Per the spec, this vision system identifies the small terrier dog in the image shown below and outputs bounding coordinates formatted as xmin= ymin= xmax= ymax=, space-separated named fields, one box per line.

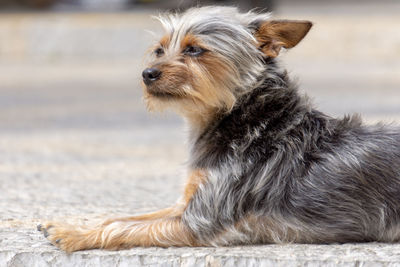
xmin=39 ymin=6 xmax=400 ymax=252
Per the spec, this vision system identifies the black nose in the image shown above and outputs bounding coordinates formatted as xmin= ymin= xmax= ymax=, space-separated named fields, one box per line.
xmin=142 ymin=68 xmax=161 ymax=85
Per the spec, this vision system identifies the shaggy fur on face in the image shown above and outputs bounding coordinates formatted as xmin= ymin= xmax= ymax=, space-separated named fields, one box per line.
xmin=39 ymin=6 xmax=400 ymax=252
xmin=143 ymin=6 xmax=311 ymax=132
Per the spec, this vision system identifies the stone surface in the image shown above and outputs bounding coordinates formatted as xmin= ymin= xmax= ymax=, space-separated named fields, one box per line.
xmin=4 ymin=242 xmax=400 ymax=267
xmin=1 ymin=5 xmax=400 ymax=267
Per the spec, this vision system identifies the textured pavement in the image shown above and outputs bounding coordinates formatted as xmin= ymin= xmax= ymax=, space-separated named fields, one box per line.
xmin=1 ymin=5 xmax=400 ymax=266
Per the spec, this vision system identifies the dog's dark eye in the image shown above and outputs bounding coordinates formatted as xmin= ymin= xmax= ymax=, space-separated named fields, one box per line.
xmin=154 ymin=47 xmax=164 ymax=57
xmin=183 ymin=46 xmax=205 ymax=56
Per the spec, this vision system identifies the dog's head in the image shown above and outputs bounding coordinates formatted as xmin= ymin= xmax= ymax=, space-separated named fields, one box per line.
xmin=142 ymin=6 xmax=312 ymax=123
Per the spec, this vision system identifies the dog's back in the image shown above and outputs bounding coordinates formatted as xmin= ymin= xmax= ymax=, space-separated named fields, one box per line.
xmin=184 ymin=65 xmax=400 ymax=245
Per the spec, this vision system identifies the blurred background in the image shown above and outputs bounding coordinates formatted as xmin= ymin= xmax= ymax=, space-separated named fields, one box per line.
xmin=1 ymin=0 xmax=399 ymax=132
xmin=0 ymin=0 xmax=399 ymax=224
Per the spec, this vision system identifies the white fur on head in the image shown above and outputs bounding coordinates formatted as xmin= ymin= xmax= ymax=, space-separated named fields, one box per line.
xmin=155 ymin=6 xmax=272 ymax=91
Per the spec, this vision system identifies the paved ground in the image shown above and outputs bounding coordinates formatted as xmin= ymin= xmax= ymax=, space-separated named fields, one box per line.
xmin=0 ymin=5 xmax=400 ymax=266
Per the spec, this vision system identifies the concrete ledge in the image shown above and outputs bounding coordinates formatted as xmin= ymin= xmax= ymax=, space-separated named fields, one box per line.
xmin=3 ymin=233 xmax=400 ymax=267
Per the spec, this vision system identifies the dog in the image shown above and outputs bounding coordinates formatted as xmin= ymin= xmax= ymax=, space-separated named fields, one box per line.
xmin=38 ymin=6 xmax=400 ymax=252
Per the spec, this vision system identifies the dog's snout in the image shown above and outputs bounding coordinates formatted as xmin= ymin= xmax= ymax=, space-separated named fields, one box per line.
xmin=142 ymin=68 xmax=162 ymax=85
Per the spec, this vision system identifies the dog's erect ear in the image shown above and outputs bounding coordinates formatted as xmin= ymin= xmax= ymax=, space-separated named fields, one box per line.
xmin=253 ymin=20 xmax=312 ymax=58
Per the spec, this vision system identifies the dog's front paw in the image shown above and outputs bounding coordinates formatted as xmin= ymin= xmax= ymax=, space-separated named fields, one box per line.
xmin=37 ymin=222 xmax=100 ymax=252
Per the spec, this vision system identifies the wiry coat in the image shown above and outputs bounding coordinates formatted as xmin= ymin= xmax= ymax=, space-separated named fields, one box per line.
xmin=184 ymin=58 xmax=400 ymax=245
xmin=38 ymin=6 xmax=400 ymax=252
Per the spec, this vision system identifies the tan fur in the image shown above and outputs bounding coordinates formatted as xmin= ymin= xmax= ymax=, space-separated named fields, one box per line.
xmin=144 ymin=34 xmax=238 ymax=130
xmin=107 ymin=217 xmax=198 ymax=248
xmin=101 ymin=207 xmax=181 ymax=226
xmin=39 ymin=169 xmax=206 ymax=252
xmin=40 ymin=218 xmax=198 ymax=252
xmin=183 ymin=169 xmax=208 ymax=205
xmin=145 ymin=61 xmax=190 ymax=97
xmin=180 ymin=34 xmax=200 ymax=49
xmin=255 ymin=20 xmax=312 ymax=57
xmin=159 ymin=34 xmax=170 ymax=48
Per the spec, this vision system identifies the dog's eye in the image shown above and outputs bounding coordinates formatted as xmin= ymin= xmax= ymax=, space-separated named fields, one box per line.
xmin=154 ymin=47 xmax=164 ymax=57
xmin=183 ymin=46 xmax=204 ymax=56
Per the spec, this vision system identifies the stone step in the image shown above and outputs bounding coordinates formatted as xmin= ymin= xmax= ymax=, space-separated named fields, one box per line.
xmin=3 ymin=240 xmax=400 ymax=267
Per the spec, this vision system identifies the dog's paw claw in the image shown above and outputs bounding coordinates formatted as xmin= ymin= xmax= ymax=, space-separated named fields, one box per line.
xmin=37 ymin=221 xmax=97 ymax=252
xmin=43 ymin=229 xmax=49 ymax=238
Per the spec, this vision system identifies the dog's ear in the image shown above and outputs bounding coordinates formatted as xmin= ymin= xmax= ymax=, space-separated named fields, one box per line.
xmin=253 ymin=20 xmax=312 ymax=58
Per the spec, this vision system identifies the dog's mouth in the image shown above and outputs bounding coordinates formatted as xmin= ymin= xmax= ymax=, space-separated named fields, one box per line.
xmin=149 ymin=91 xmax=177 ymax=98
xmin=145 ymin=85 xmax=182 ymax=99
xmin=146 ymin=87 xmax=180 ymax=100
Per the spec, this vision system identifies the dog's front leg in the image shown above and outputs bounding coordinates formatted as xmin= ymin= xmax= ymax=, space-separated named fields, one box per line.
xmin=38 ymin=216 xmax=198 ymax=252
xmin=38 ymin=169 xmax=207 ymax=252
xmin=100 ymin=206 xmax=183 ymax=226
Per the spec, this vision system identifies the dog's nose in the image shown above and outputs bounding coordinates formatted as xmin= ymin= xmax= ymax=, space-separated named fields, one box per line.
xmin=142 ymin=68 xmax=161 ymax=85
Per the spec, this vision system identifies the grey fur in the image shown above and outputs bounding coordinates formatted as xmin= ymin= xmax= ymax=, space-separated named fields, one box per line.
xmin=156 ymin=6 xmax=270 ymax=92
xmin=155 ymin=6 xmax=400 ymax=245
